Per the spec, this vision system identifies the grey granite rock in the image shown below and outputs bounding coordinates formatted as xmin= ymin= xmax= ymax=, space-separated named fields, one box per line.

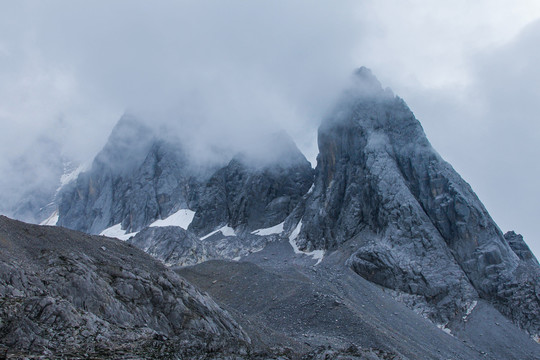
xmin=505 ymin=231 xmax=539 ymax=265
xmin=58 ymin=118 xmax=313 ymax=243
xmin=45 ymin=68 xmax=539 ymax=350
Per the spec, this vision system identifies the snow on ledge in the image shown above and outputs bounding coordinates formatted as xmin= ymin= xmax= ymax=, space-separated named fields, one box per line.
xmin=251 ymin=222 xmax=284 ymax=236
xmin=437 ymin=323 xmax=453 ymax=336
xmin=40 ymin=211 xmax=59 ymax=226
xmin=288 ymin=220 xmax=324 ymax=265
xmin=463 ymin=300 xmax=478 ymax=321
xmin=201 ymin=225 xmax=236 ymax=240
xmin=60 ymin=162 xmax=89 ymax=188
xmin=100 ymin=223 xmax=138 ymax=241
xmin=149 ymin=209 xmax=195 ymax=230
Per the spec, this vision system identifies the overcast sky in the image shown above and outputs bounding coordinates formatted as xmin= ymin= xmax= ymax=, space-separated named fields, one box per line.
xmin=1 ymin=1 xmax=539 ymax=257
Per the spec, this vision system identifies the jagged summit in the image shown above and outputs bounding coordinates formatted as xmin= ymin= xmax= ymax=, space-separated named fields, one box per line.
xmin=289 ymin=68 xmax=539 ymax=335
xmin=329 ymin=66 xmax=395 ymax=111
xmin=352 ymin=66 xmax=384 ymax=93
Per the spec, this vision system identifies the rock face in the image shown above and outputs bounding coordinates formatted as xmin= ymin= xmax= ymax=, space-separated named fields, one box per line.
xmin=128 ymin=226 xmax=284 ymax=267
xmin=57 ymin=115 xmax=208 ymax=234
xmin=293 ymin=68 xmax=540 ymax=334
xmin=189 ymin=131 xmax=314 ymax=237
xmin=0 ymin=216 xmax=250 ymax=358
xmin=505 ymin=231 xmax=539 ymax=266
xmin=128 ymin=226 xmax=211 ymax=266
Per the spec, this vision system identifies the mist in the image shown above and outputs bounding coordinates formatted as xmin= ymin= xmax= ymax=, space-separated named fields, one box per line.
xmin=1 ymin=1 xmax=540 ymax=256
xmin=0 ymin=0 xmax=360 ymax=166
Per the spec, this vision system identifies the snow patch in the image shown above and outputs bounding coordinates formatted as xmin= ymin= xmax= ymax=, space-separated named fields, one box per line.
xmin=201 ymin=226 xmax=236 ymax=240
xmin=100 ymin=223 xmax=138 ymax=241
xmin=40 ymin=211 xmax=59 ymax=226
xmin=56 ymin=162 xmax=90 ymax=193
xmin=437 ymin=323 xmax=453 ymax=336
xmin=463 ymin=300 xmax=477 ymax=321
xmin=149 ymin=209 xmax=195 ymax=230
xmin=251 ymin=222 xmax=284 ymax=236
xmin=307 ymin=184 xmax=315 ymax=195
xmin=288 ymin=220 xmax=325 ymax=265
xmin=60 ymin=163 xmax=86 ymax=188
xmin=438 ymin=325 xmax=453 ymax=335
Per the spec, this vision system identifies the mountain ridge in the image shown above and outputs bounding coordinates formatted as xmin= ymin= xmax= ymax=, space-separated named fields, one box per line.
xmin=3 ymin=67 xmax=538 ymax=358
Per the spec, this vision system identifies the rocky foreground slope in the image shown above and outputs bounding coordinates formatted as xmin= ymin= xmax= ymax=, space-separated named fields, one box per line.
xmin=0 ymin=215 xmax=435 ymax=359
xmin=179 ymin=240 xmax=540 ymax=360
xmin=0 ymin=216 xmax=251 ymax=359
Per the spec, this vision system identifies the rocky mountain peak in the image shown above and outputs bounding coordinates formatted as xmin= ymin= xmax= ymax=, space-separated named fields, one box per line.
xmin=57 ymin=115 xmax=205 ymax=234
xmin=293 ymin=69 xmax=539 ymax=334
xmin=352 ymin=66 xmax=384 ymax=91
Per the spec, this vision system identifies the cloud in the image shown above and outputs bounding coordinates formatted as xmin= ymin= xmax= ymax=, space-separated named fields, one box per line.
xmin=0 ymin=1 xmax=361 ymax=164
xmin=466 ymin=20 xmax=540 ymax=257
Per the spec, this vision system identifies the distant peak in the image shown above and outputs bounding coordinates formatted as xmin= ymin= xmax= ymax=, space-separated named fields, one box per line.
xmin=353 ymin=66 xmax=379 ymax=83
xmin=348 ymin=67 xmax=392 ymax=99
xmin=113 ymin=113 xmax=149 ymax=132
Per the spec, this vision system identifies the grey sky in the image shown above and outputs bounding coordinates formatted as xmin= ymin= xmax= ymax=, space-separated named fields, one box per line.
xmin=1 ymin=1 xmax=539 ymax=256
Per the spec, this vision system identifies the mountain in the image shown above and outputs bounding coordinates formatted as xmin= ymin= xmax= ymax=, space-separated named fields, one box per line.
xmin=292 ymin=67 xmax=539 ymax=336
xmin=8 ymin=68 xmax=539 ymax=358
xmin=2 ymin=215 xmax=536 ymax=359
xmin=55 ymin=116 xmax=315 ymax=266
